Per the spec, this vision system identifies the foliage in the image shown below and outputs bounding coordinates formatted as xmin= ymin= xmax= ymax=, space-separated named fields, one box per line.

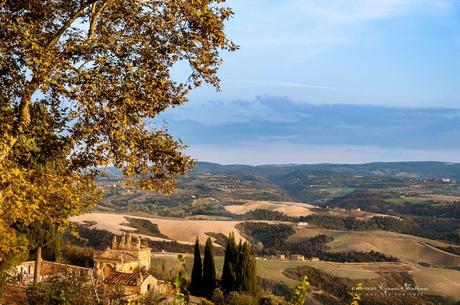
xmin=123 ymin=218 xmax=169 ymax=239
xmin=0 ymin=0 xmax=236 ymax=265
xmin=226 ymin=292 xmax=257 ymax=305
xmin=26 ymin=273 xmax=99 ymax=305
xmin=66 ymin=224 xmax=113 ymax=250
xmin=284 ymin=266 xmax=439 ymax=305
xmin=237 ymin=242 xmax=256 ymax=294
xmin=299 ymin=213 xmax=460 ymax=245
xmin=202 ymin=237 xmax=217 ymax=297
xmin=61 ymin=242 xmax=94 ymax=268
xmin=239 ymin=222 xmax=399 ymax=263
xmin=141 ymin=289 xmax=172 ymax=305
xmin=257 ymin=294 xmax=288 ymax=305
xmin=190 ymin=237 xmax=203 ymax=296
xmin=221 ymin=233 xmax=257 ymax=295
xmin=347 ymin=283 xmax=363 ymax=305
xmin=174 ymin=254 xmax=188 ymax=304
xmin=237 ymin=222 xmax=295 ymax=249
xmin=290 ymin=276 xmax=309 ymax=305
xmin=258 ymin=278 xmax=293 ymax=300
xmin=104 ymin=282 xmax=129 ymax=305
xmin=221 ymin=232 xmax=238 ymax=293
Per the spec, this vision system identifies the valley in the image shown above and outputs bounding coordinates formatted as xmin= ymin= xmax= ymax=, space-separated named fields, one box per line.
xmin=66 ymin=161 xmax=460 ymax=304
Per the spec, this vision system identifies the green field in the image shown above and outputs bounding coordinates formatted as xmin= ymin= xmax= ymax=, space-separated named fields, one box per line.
xmin=331 ymin=188 xmax=355 ymax=198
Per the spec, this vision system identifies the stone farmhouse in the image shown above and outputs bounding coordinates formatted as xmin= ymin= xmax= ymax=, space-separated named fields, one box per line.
xmin=94 ymin=232 xmax=173 ymax=301
xmin=14 ymin=232 xmax=173 ymax=304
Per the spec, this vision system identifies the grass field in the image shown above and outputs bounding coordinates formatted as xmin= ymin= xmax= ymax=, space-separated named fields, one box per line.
xmin=71 ymin=212 xmax=246 ymax=245
xmin=224 ymin=200 xmax=315 ymax=216
xmin=290 ymin=227 xmax=460 ymax=299
xmin=151 ymin=254 xmax=382 ymax=288
xmin=331 ymin=188 xmax=355 ymax=198
xmin=153 ymin=253 xmax=460 ymax=299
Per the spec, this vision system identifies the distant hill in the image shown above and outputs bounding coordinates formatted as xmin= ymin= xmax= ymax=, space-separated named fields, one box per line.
xmin=97 ymin=161 xmax=460 ymax=213
xmin=100 ymin=161 xmax=460 ymax=180
xmin=193 ymin=161 xmax=460 ymax=180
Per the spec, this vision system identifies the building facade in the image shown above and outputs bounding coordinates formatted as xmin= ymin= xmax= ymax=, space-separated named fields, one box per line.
xmin=94 ymin=232 xmax=151 ymax=279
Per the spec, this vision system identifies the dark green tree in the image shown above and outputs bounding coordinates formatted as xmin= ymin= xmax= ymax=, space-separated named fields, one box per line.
xmin=221 ymin=233 xmax=257 ymax=294
xmin=240 ymin=241 xmax=256 ymax=293
xmin=202 ymin=237 xmax=217 ymax=297
xmin=190 ymin=237 xmax=203 ymax=296
xmin=221 ymin=232 xmax=237 ymax=293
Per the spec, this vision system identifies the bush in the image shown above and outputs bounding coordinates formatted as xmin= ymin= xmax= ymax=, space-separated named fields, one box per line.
xmin=27 ymin=273 xmax=99 ymax=305
xmin=227 ymin=292 xmax=257 ymax=305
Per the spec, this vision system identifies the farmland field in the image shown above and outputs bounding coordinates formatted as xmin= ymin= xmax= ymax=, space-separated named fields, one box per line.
xmin=224 ymin=200 xmax=315 ymax=216
xmin=71 ymin=212 xmax=246 ymax=245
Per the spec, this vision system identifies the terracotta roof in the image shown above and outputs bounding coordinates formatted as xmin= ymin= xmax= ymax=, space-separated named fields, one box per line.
xmin=104 ymin=272 xmax=149 ymax=286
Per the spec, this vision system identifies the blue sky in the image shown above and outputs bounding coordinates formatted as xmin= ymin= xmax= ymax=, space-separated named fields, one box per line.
xmin=165 ymin=0 xmax=460 ymax=164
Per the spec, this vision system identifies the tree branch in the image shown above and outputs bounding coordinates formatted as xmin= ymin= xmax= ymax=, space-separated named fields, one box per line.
xmin=46 ymin=1 xmax=97 ymax=48
xmin=16 ymin=0 xmax=98 ymax=132
xmin=87 ymin=0 xmax=113 ymax=41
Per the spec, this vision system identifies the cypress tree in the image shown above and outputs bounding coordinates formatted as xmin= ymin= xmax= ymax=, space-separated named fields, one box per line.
xmin=242 ymin=242 xmax=256 ymax=293
xmin=202 ymin=237 xmax=217 ymax=297
xmin=235 ymin=240 xmax=244 ymax=291
xmin=190 ymin=237 xmax=202 ymax=296
xmin=221 ymin=232 xmax=237 ymax=293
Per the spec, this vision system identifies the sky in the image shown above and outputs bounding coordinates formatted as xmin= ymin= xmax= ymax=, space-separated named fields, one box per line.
xmin=163 ymin=0 xmax=460 ymax=165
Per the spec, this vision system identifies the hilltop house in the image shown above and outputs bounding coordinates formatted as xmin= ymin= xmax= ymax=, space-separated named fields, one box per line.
xmin=14 ymin=233 xmax=173 ymax=304
xmin=94 ymin=232 xmax=173 ymax=301
xmin=94 ymin=232 xmax=151 ymax=278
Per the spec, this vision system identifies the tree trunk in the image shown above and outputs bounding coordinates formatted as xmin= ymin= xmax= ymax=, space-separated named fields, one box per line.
xmin=33 ymin=246 xmax=43 ymax=284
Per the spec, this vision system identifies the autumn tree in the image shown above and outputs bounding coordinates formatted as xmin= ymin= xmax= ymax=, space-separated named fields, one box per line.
xmin=0 ymin=0 xmax=236 ymax=274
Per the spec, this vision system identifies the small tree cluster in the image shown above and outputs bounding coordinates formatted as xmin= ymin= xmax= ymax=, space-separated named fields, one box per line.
xmin=189 ymin=237 xmax=217 ymax=298
xmin=221 ymin=233 xmax=256 ymax=294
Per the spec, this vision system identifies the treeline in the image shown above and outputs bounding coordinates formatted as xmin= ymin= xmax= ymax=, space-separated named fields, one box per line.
xmin=68 ymin=225 xmax=225 ymax=255
xmin=243 ymin=208 xmax=460 ymax=244
xmin=123 ymin=218 xmax=169 ymax=239
xmin=427 ymin=243 xmax=460 ymax=256
xmin=302 ymin=214 xmax=460 ymax=244
xmin=237 ymin=222 xmax=399 ymax=263
xmin=189 ymin=233 xmax=256 ymax=299
xmin=328 ymin=190 xmax=460 ymax=219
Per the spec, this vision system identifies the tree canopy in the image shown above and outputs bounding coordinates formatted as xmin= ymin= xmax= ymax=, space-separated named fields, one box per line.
xmin=0 ymin=0 xmax=236 ymax=265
